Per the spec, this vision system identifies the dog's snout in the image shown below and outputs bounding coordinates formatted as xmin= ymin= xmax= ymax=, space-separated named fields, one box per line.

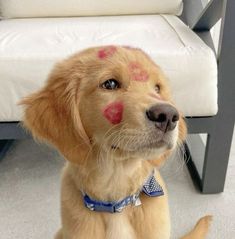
xmin=146 ymin=104 xmax=179 ymax=132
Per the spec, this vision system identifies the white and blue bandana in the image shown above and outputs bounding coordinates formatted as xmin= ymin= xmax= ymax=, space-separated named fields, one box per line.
xmin=83 ymin=171 xmax=164 ymax=213
xmin=142 ymin=172 xmax=164 ymax=197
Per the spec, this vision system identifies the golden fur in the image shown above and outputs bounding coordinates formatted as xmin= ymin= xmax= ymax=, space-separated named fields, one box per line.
xmin=21 ymin=46 xmax=211 ymax=239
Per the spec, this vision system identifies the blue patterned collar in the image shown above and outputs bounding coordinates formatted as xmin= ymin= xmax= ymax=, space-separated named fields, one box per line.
xmin=82 ymin=171 xmax=164 ymax=213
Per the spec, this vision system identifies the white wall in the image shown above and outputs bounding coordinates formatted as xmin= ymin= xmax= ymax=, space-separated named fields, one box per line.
xmin=205 ymin=0 xmax=221 ymax=54
xmin=211 ymin=20 xmax=221 ymax=54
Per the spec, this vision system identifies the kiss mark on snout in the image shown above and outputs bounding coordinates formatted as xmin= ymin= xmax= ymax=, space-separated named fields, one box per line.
xmin=98 ymin=46 xmax=117 ymax=59
xmin=129 ymin=62 xmax=149 ymax=82
xmin=103 ymin=102 xmax=124 ymax=125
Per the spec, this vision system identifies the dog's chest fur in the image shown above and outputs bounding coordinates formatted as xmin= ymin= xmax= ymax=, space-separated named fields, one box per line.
xmin=60 ymin=164 xmax=170 ymax=239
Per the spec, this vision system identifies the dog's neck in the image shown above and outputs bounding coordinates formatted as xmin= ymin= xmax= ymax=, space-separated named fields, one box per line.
xmin=67 ymin=147 xmax=154 ymax=202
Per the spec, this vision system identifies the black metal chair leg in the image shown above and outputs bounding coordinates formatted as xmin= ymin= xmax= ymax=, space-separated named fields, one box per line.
xmin=0 ymin=140 xmax=14 ymax=161
xmin=201 ymin=121 xmax=234 ymax=193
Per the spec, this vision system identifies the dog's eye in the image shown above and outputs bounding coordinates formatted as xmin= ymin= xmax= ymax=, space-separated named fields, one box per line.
xmin=155 ymin=84 xmax=161 ymax=93
xmin=101 ymin=79 xmax=120 ymax=90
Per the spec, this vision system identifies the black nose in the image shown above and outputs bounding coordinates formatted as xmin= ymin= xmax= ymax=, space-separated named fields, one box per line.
xmin=146 ymin=104 xmax=179 ymax=132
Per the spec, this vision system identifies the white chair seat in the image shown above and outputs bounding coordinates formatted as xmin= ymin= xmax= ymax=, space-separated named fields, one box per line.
xmin=0 ymin=15 xmax=217 ymax=121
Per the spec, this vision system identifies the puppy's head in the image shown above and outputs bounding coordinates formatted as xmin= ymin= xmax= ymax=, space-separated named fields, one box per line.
xmin=21 ymin=46 xmax=186 ymax=164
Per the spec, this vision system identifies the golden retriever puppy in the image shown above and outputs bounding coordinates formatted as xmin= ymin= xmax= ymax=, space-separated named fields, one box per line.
xmin=21 ymin=46 xmax=211 ymax=239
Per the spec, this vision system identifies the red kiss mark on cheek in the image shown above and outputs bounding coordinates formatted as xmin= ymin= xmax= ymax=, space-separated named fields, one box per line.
xmin=129 ymin=62 xmax=149 ymax=82
xmin=98 ymin=46 xmax=117 ymax=59
xmin=103 ymin=102 xmax=124 ymax=125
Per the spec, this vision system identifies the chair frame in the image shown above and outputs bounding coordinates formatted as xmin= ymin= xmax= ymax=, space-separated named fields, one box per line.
xmin=182 ymin=0 xmax=235 ymax=193
xmin=0 ymin=0 xmax=234 ymax=193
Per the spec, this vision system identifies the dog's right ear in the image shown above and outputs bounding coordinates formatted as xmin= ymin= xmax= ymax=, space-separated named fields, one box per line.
xmin=20 ymin=57 xmax=90 ymax=164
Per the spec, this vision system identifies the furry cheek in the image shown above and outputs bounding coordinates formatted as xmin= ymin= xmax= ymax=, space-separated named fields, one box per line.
xmin=102 ymin=102 xmax=124 ymax=125
xmin=129 ymin=62 xmax=149 ymax=82
xmin=149 ymin=93 xmax=162 ymax=100
xmin=98 ymin=46 xmax=117 ymax=59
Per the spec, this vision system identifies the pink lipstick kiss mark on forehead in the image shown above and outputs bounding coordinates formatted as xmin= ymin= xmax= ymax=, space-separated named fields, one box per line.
xmin=129 ymin=62 xmax=149 ymax=82
xmin=98 ymin=46 xmax=117 ymax=59
xmin=103 ymin=102 xmax=124 ymax=125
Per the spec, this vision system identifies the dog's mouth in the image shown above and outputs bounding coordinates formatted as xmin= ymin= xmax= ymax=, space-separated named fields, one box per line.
xmin=111 ymin=139 xmax=172 ymax=153
xmin=106 ymin=125 xmax=178 ymax=154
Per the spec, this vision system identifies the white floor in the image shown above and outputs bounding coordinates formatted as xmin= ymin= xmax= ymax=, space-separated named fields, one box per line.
xmin=0 ymin=133 xmax=234 ymax=239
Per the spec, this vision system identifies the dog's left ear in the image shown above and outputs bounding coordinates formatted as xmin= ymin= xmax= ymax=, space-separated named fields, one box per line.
xmin=150 ymin=117 xmax=187 ymax=167
xmin=20 ymin=56 xmax=90 ymax=164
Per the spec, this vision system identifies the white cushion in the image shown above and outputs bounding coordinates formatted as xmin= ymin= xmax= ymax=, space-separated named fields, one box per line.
xmin=0 ymin=15 xmax=217 ymax=121
xmin=0 ymin=0 xmax=183 ymax=19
